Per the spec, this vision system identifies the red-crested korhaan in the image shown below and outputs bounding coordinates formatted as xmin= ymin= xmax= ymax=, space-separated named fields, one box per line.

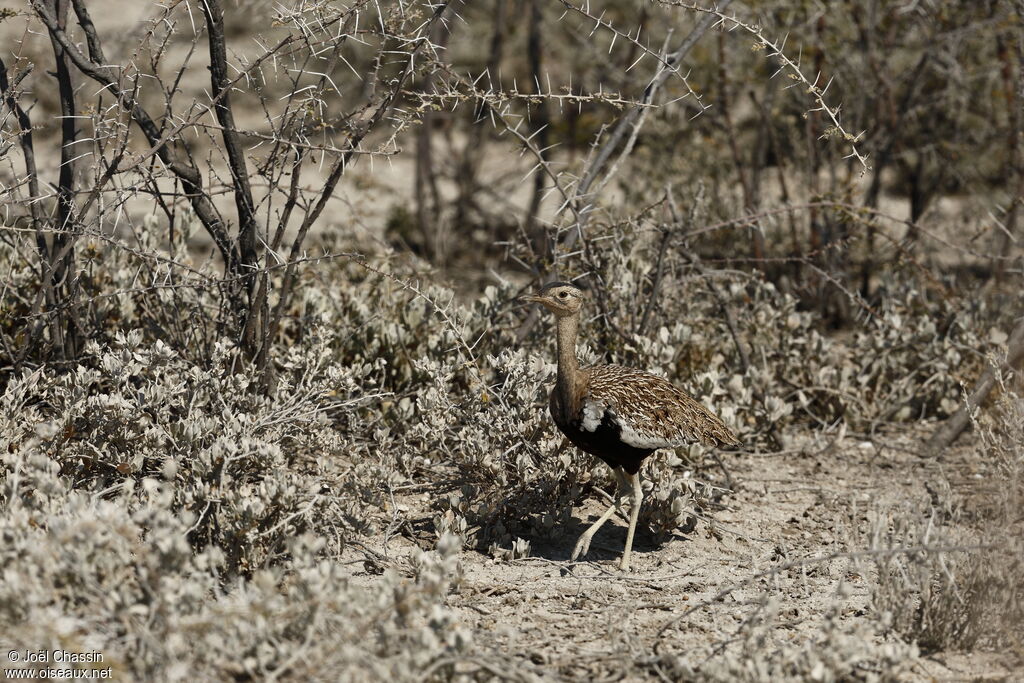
xmin=523 ymin=281 xmax=740 ymax=571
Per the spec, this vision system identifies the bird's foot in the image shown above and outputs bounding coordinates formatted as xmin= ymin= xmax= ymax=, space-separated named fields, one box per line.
xmin=570 ymin=533 xmax=593 ymax=562
xmin=618 ymin=556 xmax=635 ymax=572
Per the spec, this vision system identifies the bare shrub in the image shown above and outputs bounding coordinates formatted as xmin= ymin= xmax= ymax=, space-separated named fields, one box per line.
xmin=0 ymin=449 xmax=467 ymax=678
xmin=0 ymin=326 xmax=383 ymax=576
xmin=868 ymin=376 xmax=1024 ymax=654
xmin=662 ymin=596 xmax=918 ymax=682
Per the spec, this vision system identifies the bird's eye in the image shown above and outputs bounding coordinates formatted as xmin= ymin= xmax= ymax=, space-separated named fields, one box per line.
xmin=558 ymin=291 xmax=568 ymax=298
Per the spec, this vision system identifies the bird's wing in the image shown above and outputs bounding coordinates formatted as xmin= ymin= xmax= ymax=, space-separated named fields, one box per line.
xmin=581 ymin=365 xmax=739 ymax=448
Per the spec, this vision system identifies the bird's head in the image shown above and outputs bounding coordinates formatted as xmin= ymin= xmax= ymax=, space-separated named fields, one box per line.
xmin=521 ymin=281 xmax=585 ymax=317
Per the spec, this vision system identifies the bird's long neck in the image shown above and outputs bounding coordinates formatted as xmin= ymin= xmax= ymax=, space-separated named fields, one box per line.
xmin=554 ymin=312 xmax=582 ymax=402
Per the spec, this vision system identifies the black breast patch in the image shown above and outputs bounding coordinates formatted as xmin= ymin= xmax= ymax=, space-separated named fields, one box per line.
xmin=556 ymin=408 xmax=655 ymax=475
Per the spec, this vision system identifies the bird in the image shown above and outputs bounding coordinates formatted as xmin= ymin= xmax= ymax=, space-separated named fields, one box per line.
xmin=522 ymin=281 xmax=739 ymax=571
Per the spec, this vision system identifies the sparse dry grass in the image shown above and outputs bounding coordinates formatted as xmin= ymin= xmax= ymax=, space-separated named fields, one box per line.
xmin=868 ymin=377 xmax=1024 ymax=658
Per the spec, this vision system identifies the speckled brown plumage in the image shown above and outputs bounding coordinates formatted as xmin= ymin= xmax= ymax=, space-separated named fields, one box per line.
xmin=522 ymin=281 xmax=740 ymax=571
xmin=551 ymin=365 xmax=739 ymax=474
xmin=586 ymin=365 xmax=739 ymax=446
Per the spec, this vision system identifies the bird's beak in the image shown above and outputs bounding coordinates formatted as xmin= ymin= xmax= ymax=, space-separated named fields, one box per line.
xmin=519 ymin=293 xmax=546 ymax=305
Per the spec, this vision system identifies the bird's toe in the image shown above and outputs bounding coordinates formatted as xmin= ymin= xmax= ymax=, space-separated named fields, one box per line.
xmin=571 ymin=534 xmax=592 ymax=561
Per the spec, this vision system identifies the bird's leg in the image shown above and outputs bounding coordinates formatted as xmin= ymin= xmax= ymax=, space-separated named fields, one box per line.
xmin=571 ymin=469 xmax=628 ymax=562
xmin=619 ymin=471 xmax=644 ymax=572
xmin=608 ymin=468 xmax=629 ymax=516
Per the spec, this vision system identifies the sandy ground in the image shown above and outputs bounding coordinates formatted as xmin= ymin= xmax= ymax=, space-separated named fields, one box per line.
xmin=349 ymin=428 xmax=1019 ymax=681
